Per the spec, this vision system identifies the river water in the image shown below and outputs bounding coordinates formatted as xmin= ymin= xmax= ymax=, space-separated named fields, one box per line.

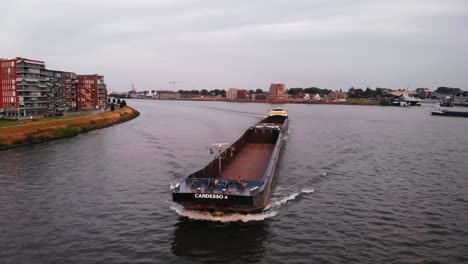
xmin=1 ymin=100 xmax=468 ymax=263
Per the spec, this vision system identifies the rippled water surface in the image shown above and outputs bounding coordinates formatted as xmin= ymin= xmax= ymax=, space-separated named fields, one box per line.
xmin=1 ymin=100 xmax=468 ymax=263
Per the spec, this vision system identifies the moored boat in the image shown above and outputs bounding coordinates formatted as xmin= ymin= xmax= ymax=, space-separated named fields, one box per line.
xmin=172 ymin=108 xmax=288 ymax=213
xmin=431 ymin=109 xmax=468 ymax=118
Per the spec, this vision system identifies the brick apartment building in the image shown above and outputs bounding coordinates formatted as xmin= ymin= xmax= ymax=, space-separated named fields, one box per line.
xmin=227 ymin=88 xmax=239 ymax=100
xmin=0 ymin=57 xmax=107 ymax=117
xmin=237 ymin=89 xmax=250 ymax=100
xmin=0 ymin=58 xmax=49 ymax=117
xmin=76 ymin=74 xmax=107 ymax=110
xmin=268 ymin=83 xmax=286 ymax=100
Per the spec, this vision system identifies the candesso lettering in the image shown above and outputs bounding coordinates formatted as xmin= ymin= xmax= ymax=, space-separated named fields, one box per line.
xmin=194 ymin=193 xmax=228 ymax=199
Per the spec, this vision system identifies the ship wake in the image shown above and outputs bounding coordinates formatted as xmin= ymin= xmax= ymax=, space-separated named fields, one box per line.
xmin=170 ymin=203 xmax=277 ymax=222
xmin=264 ymin=188 xmax=315 ymax=210
xmin=169 ymin=187 xmax=314 ymax=223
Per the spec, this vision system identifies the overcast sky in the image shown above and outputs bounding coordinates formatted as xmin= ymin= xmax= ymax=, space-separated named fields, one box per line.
xmin=1 ymin=0 xmax=467 ymax=92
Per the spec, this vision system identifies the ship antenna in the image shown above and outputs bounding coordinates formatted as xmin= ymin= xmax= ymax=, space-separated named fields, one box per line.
xmin=211 ymin=143 xmax=229 ymax=177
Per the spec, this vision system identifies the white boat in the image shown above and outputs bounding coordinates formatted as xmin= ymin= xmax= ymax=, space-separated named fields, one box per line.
xmin=393 ymin=93 xmax=422 ymax=106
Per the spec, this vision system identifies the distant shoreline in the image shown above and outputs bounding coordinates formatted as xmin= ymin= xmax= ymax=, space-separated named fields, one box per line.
xmin=126 ymin=98 xmax=380 ymax=106
xmin=0 ymin=107 xmax=140 ymax=150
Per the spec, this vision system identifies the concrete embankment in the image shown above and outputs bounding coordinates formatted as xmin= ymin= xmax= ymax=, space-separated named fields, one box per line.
xmin=0 ymin=106 xmax=139 ymax=150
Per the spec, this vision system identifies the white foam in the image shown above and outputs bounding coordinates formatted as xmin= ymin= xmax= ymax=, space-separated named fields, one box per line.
xmin=264 ymin=192 xmax=300 ymax=210
xmin=169 ymin=204 xmax=277 ymax=223
xmin=170 ymin=187 xmax=315 ymax=222
xmin=265 ymin=187 xmax=315 ymax=209
xmin=302 ymin=188 xmax=315 ymax=194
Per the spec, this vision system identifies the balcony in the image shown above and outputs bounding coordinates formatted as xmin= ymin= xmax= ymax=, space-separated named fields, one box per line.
xmin=20 ymin=94 xmax=48 ymax=98
xmin=18 ymin=87 xmax=43 ymax=92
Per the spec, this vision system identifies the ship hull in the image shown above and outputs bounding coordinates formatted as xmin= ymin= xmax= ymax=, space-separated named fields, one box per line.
xmin=431 ymin=110 xmax=468 ymax=117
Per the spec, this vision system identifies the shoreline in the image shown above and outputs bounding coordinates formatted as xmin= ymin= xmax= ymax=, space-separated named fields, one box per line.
xmin=0 ymin=106 xmax=140 ymax=150
xmin=126 ymin=98 xmax=380 ymax=106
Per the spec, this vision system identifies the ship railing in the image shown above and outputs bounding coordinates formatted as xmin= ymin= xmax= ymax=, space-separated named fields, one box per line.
xmin=185 ymin=178 xmax=261 ymax=193
xmin=251 ymin=124 xmax=281 ymax=130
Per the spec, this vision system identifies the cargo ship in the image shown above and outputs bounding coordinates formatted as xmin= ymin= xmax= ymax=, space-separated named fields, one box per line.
xmin=172 ymin=108 xmax=289 ymax=213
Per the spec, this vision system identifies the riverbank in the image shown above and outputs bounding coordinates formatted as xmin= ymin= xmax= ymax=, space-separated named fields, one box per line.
xmin=0 ymin=106 xmax=139 ymax=150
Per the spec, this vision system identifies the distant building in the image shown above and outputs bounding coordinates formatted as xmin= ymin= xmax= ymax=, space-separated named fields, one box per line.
xmin=348 ymin=87 xmax=364 ymax=98
xmin=227 ymin=88 xmax=239 ymax=100
xmin=156 ymin=90 xmax=177 ymax=100
xmin=327 ymin=90 xmax=347 ymax=101
xmin=46 ymin=70 xmax=78 ymax=114
xmin=268 ymin=83 xmax=286 ymax=100
xmin=1 ymin=57 xmax=107 ymax=118
xmin=237 ymin=89 xmax=250 ymax=100
xmin=0 ymin=57 xmax=49 ymax=117
xmin=312 ymin=94 xmax=321 ymax=101
xmin=432 ymin=87 xmax=464 ymax=99
xmin=415 ymin=88 xmax=432 ymax=99
xmin=254 ymin=93 xmax=268 ymax=101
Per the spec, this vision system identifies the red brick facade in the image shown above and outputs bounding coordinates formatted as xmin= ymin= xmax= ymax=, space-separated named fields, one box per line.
xmin=0 ymin=59 xmax=19 ymax=112
xmin=76 ymin=74 xmax=107 ymax=110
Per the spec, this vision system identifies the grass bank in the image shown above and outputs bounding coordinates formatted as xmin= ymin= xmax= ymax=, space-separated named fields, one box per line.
xmin=0 ymin=107 xmax=139 ymax=149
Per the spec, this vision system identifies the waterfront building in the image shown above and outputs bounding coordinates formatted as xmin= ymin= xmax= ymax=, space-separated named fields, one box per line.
xmin=76 ymin=75 xmax=107 ymax=111
xmin=61 ymin=72 xmax=78 ymax=111
xmin=227 ymin=88 xmax=239 ymax=100
xmin=431 ymin=87 xmax=464 ymax=100
xmin=1 ymin=57 xmax=107 ymax=117
xmin=46 ymin=70 xmax=78 ymax=114
xmin=415 ymin=88 xmax=432 ymax=99
xmin=254 ymin=93 xmax=268 ymax=101
xmin=268 ymin=83 xmax=286 ymax=100
xmin=156 ymin=90 xmax=177 ymax=100
xmin=327 ymin=90 xmax=347 ymax=101
xmin=237 ymin=89 xmax=250 ymax=100
xmin=0 ymin=58 xmax=19 ymax=117
xmin=0 ymin=57 xmax=49 ymax=117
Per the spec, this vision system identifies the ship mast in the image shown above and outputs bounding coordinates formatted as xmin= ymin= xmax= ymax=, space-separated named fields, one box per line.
xmin=211 ymin=143 xmax=229 ymax=177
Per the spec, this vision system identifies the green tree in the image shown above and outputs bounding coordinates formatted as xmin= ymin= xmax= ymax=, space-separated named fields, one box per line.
xmin=287 ymin=88 xmax=304 ymax=95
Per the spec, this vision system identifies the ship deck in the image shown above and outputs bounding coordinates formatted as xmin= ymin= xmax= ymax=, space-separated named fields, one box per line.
xmin=220 ymin=143 xmax=274 ymax=181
